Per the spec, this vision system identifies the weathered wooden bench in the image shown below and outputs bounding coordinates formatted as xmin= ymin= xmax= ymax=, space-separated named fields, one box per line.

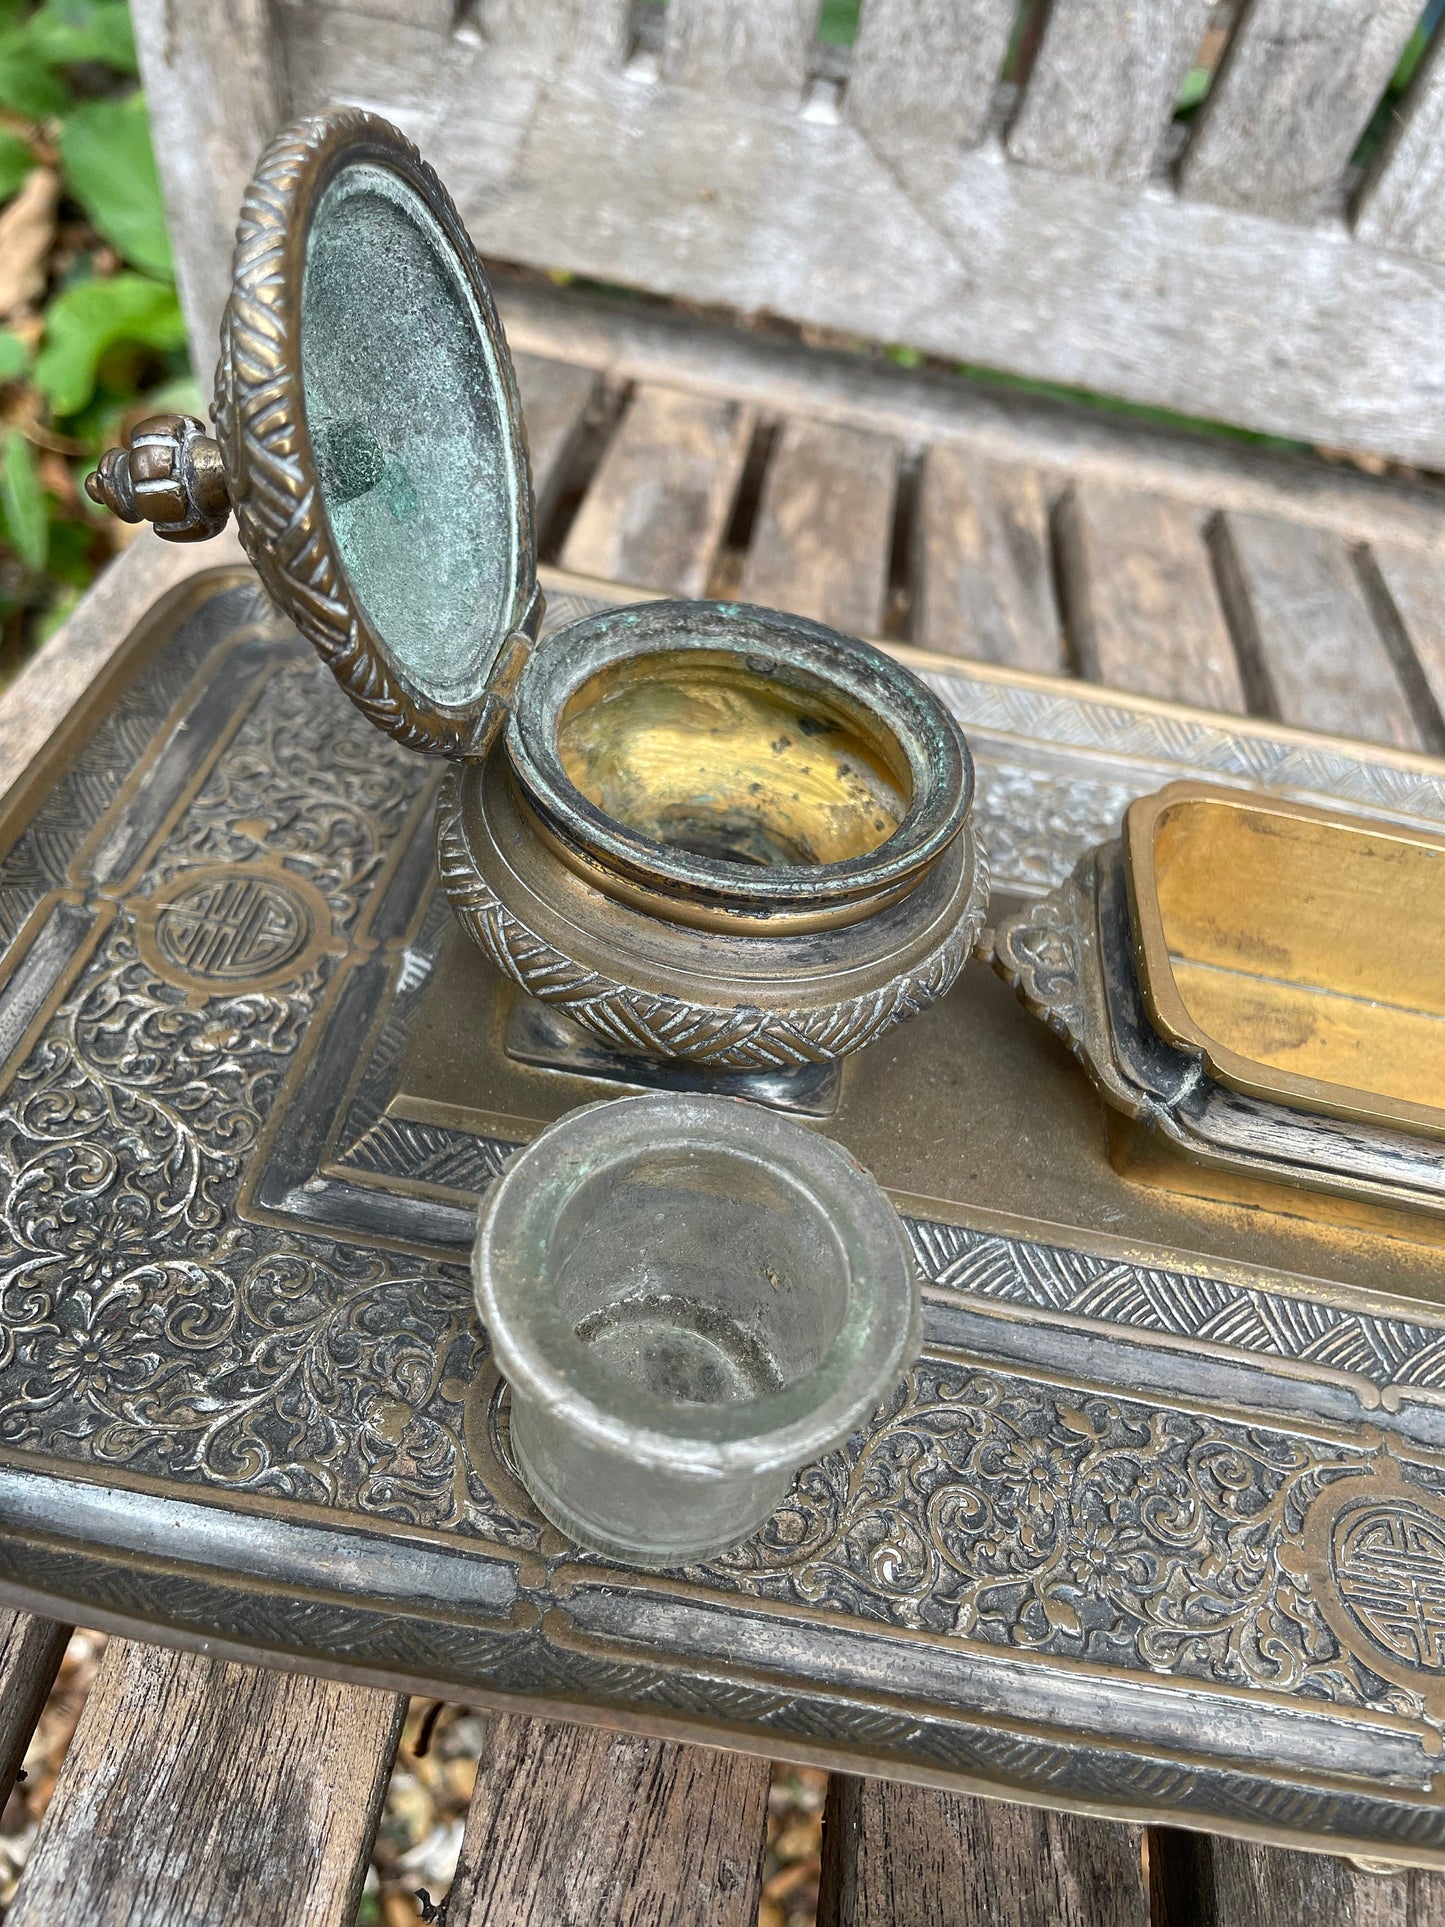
xmin=6 ymin=0 xmax=1445 ymax=1919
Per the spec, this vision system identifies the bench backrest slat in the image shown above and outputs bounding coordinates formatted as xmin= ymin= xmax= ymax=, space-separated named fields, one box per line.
xmin=1178 ymin=0 xmax=1419 ymax=222
xmin=137 ymin=0 xmax=1445 ymax=469
xmin=1006 ymin=0 xmax=1213 ymax=185
xmin=1355 ymin=18 xmax=1445 ymax=261
xmin=661 ymin=0 xmax=817 ymax=103
xmin=845 ymin=0 xmax=1018 ymax=151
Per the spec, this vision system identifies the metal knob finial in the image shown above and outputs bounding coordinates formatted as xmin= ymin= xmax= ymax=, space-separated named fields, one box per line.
xmin=85 ymin=412 xmax=231 ymax=544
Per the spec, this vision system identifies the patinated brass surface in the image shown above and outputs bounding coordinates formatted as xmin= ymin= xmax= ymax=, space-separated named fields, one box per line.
xmin=470 ymin=597 xmax=987 ymax=1061
xmin=1127 ymin=781 xmax=1445 ymax=1139
xmin=85 ymin=412 xmax=231 ymax=543
xmin=398 ymin=914 xmax=1445 ymax=1287
xmin=9 ymin=569 xmax=1445 ymax=1862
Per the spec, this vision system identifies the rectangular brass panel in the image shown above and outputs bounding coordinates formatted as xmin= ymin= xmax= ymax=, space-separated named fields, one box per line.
xmin=1126 ymin=780 xmax=1445 ymax=1138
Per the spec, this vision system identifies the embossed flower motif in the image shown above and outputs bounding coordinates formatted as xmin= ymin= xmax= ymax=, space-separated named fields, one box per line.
xmin=1069 ymin=1517 xmax=1123 ymax=1596
xmin=47 ymin=1304 xmax=145 ymax=1399
xmin=1002 ymin=1435 xmax=1074 ymax=1516
xmin=65 ymin=1206 xmax=155 ymax=1288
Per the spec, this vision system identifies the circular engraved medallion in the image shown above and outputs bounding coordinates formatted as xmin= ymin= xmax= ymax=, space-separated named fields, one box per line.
xmin=134 ymin=865 xmax=335 ymax=994
xmin=1333 ymin=1501 xmax=1445 ymax=1671
xmin=1302 ymin=1458 xmax=1445 ymax=1719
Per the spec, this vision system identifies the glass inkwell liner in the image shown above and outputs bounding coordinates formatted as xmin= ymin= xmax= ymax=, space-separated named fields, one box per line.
xmin=474 ymin=1092 xmax=921 ymax=1566
xmin=180 ymin=110 xmax=987 ymax=1065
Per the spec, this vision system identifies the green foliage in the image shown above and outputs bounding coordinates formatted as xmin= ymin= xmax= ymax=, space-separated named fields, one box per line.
xmin=34 ymin=270 xmax=185 ymax=414
xmin=0 ymin=0 xmax=133 ymax=116
xmin=1175 ymin=65 xmax=1212 ymax=115
xmin=26 ymin=0 xmax=135 ymax=72
xmin=1 ymin=428 xmax=47 ymax=572
xmin=0 ymin=39 xmax=65 ymax=116
xmin=61 ymin=91 xmax=172 ymax=275
xmin=1392 ymin=18 xmax=1433 ymax=95
xmin=816 ymin=0 xmax=860 ymax=47
xmin=0 ymin=329 xmax=29 ymax=379
xmin=0 ymin=126 xmax=33 ymax=197
xmin=0 ymin=0 xmax=184 ymax=668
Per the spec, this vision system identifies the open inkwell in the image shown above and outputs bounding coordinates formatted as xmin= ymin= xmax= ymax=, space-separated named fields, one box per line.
xmin=88 ymin=109 xmax=988 ymax=1072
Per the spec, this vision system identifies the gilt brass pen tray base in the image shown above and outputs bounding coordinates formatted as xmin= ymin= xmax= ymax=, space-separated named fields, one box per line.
xmin=992 ymin=841 xmax=1445 ymax=1245
xmin=9 ymin=568 xmax=1445 ymax=1864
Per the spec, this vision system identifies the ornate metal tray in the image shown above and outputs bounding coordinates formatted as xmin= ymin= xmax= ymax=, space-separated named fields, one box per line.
xmin=7 ymin=565 xmax=1445 ymax=1864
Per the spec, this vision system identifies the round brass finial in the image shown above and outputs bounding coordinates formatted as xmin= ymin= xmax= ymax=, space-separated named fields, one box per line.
xmin=85 ymin=412 xmax=231 ymax=543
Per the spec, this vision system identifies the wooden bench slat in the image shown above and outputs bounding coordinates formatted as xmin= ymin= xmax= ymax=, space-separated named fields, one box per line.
xmin=7 ymin=1641 xmax=404 ymax=1927
xmin=1356 ymin=541 xmax=1445 ymax=753
xmin=442 ymin=1714 xmax=769 ymax=1926
xmin=513 ymin=352 xmax=603 ymax=536
xmin=912 ymin=448 xmax=1064 ymax=671
xmin=845 ymin=0 xmax=1018 ymax=150
xmin=324 ymin=0 xmax=452 ymax=31
xmin=817 ymin=1780 xmax=1150 ymax=1927
xmin=133 ymin=0 xmax=283 ymax=363
xmin=269 ymin=2 xmax=1445 ymax=469
xmin=1056 ymin=484 xmax=1246 ymax=710
xmin=1354 ymin=28 xmax=1445 ymax=263
xmin=496 ymin=275 xmax=1445 ymax=559
xmin=479 ymin=0 xmax=631 ymax=64
xmin=1206 ymin=1837 xmax=1445 ymax=1925
xmin=0 ymin=1613 xmax=70 ymax=1805
xmin=1211 ymin=510 xmax=1423 ymax=749
xmin=1179 ymin=0 xmax=1419 ymax=223
xmin=1006 ymin=0 xmax=1214 ymax=185
xmin=661 ymin=0 xmax=814 ymax=103
xmin=741 ymin=418 xmax=899 ymax=636
xmin=560 ymin=383 xmax=754 ymax=595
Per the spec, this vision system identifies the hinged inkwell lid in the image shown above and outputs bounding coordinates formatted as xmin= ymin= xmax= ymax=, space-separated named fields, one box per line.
xmin=94 ymin=110 xmax=539 ymax=758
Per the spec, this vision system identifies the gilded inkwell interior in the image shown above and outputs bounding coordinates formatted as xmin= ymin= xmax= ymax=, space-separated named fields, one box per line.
xmin=555 ymin=649 xmax=912 ymax=871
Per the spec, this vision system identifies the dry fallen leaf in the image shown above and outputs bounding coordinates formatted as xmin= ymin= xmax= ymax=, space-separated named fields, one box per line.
xmin=0 ymin=167 xmax=59 ymax=322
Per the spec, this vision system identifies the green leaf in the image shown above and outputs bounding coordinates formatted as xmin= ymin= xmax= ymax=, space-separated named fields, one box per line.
xmin=0 ymin=34 xmax=68 ymax=116
xmin=0 ymin=127 xmax=33 ymax=198
xmin=816 ymin=0 xmax=859 ymax=44
xmin=134 ymin=372 xmax=204 ymax=420
xmin=37 ymin=581 xmax=80 ymax=640
xmin=0 ymin=428 xmax=47 ymax=573
xmin=34 ymin=272 xmax=185 ymax=416
xmin=44 ymin=515 xmax=94 ymax=586
xmin=60 ymin=93 xmax=171 ymax=277
xmin=1392 ymin=21 xmax=1431 ymax=96
xmin=1175 ymin=64 xmax=1212 ymax=114
xmin=816 ymin=0 xmax=859 ymax=43
xmin=25 ymin=0 xmax=136 ymax=74
xmin=0 ymin=328 xmax=30 ymax=380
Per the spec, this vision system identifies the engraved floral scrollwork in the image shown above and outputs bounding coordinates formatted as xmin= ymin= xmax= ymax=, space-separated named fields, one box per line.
xmin=704 ymin=1363 xmax=1436 ymax=1728
xmin=0 ymin=653 xmax=535 ymax=1546
xmin=970 ymin=758 xmax=1136 ymax=896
